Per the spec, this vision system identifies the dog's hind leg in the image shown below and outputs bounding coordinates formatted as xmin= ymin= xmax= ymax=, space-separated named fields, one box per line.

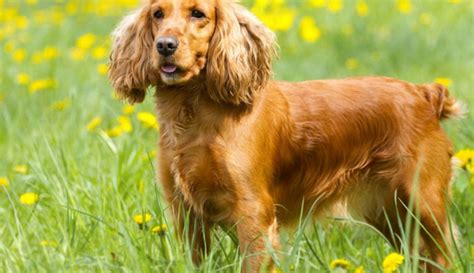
xmin=412 ymin=132 xmax=454 ymax=272
xmin=367 ymin=132 xmax=454 ymax=273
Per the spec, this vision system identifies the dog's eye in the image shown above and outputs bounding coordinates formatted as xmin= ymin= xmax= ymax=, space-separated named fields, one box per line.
xmin=154 ymin=10 xmax=164 ymax=19
xmin=191 ymin=10 xmax=205 ymax=19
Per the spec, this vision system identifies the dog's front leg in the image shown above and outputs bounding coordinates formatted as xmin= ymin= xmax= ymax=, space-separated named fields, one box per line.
xmin=185 ymin=210 xmax=212 ymax=265
xmin=159 ymin=152 xmax=211 ymax=265
xmin=167 ymin=200 xmax=212 ymax=265
xmin=236 ymin=202 xmax=279 ymax=273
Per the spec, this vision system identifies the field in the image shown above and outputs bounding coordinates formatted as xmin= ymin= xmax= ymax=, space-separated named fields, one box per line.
xmin=1 ymin=0 xmax=473 ymax=272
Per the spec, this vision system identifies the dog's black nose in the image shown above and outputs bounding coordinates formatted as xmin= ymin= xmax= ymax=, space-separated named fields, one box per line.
xmin=156 ymin=36 xmax=179 ymax=56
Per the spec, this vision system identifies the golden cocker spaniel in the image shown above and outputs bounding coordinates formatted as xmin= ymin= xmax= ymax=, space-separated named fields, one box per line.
xmin=109 ymin=0 xmax=461 ymax=272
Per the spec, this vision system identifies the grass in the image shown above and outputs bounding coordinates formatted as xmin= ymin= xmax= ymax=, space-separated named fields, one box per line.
xmin=0 ymin=0 xmax=473 ymax=272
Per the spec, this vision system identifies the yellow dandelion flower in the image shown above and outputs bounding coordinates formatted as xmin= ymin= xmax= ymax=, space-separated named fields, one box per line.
xmin=354 ymin=266 xmax=364 ymax=273
xmin=76 ymin=33 xmax=96 ymax=50
xmin=65 ymin=2 xmax=78 ymax=14
xmin=15 ymin=16 xmax=29 ymax=29
xmin=299 ymin=16 xmax=321 ymax=43
xmin=1 ymin=24 xmax=15 ymax=39
xmin=50 ymin=99 xmax=70 ymax=111
xmin=12 ymin=49 xmax=26 ymax=62
xmin=267 ymin=9 xmax=296 ymax=32
xmin=356 ymin=1 xmax=368 ymax=17
xmin=454 ymin=149 xmax=474 ymax=168
xmin=133 ymin=213 xmax=152 ymax=224
xmin=123 ymin=105 xmax=134 ymax=115
xmin=138 ymin=180 xmax=145 ymax=194
xmin=20 ymin=192 xmax=39 ymax=205
xmin=466 ymin=162 xmax=474 ymax=175
xmin=309 ymin=0 xmax=326 ymax=8
xmin=0 ymin=177 xmax=9 ymax=187
xmin=1 ymin=8 xmax=17 ymax=22
xmin=28 ymin=79 xmax=56 ymax=94
xmin=142 ymin=150 xmax=157 ymax=161
xmin=327 ymin=0 xmax=343 ymax=13
xmin=151 ymin=224 xmax=168 ymax=235
xmin=32 ymin=51 xmax=43 ymax=64
xmin=86 ymin=116 xmax=102 ymax=132
xmin=383 ymin=253 xmax=404 ymax=273
xmin=397 ymin=0 xmax=412 ymax=14
xmin=117 ymin=116 xmax=132 ymax=133
xmin=271 ymin=268 xmax=282 ymax=273
xmin=160 ymin=223 xmax=168 ymax=232
xmin=345 ymin=58 xmax=359 ymax=70
xmin=16 ymin=73 xmax=30 ymax=85
xmin=42 ymin=46 xmax=59 ymax=60
xmin=435 ymin=77 xmax=452 ymax=88
xmin=51 ymin=10 xmax=65 ymax=25
xmin=256 ymin=13 xmax=271 ymax=29
xmin=309 ymin=0 xmax=327 ymax=8
xmin=70 ymin=47 xmax=86 ymax=61
xmin=97 ymin=64 xmax=108 ymax=75
xmin=40 ymin=240 xmax=57 ymax=247
xmin=251 ymin=0 xmax=270 ymax=11
xmin=106 ymin=126 xmax=123 ymax=138
xmin=137 ymin=112 xmax=159 ymax=130
xmin=330 ymin=258 xmax=351 ymax=269
xmin=13 ymin=165 xmax=28 ymax=174
xmin=92 ymin=46 xmax=108 ymax=60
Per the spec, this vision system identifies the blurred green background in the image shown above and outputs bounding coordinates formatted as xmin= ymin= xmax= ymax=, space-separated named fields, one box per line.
xmin=1 ymin=0 xmax=473 ymax=272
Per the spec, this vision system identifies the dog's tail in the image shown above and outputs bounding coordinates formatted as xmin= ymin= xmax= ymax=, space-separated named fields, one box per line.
xmin=422 ymin=83 xmax=464 ymax=120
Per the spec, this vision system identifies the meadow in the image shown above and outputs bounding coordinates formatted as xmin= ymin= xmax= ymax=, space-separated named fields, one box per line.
xmin=0 ymin=0 xmax=473 ymax=272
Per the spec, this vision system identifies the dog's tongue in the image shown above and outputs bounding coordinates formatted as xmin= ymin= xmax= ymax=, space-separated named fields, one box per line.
xmin=162 ymin=64 xmax=177 ymax=73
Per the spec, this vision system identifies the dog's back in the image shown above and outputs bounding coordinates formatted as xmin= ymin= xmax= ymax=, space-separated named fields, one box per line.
xmin=268 ymin=76 xmax=459 ymax=271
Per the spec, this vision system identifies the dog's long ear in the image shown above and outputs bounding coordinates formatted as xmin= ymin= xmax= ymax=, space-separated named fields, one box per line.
xmin=206 ymin=2 xmax=277 ymax=105
xmin=109 ymin=7 xmax=154 ymax=104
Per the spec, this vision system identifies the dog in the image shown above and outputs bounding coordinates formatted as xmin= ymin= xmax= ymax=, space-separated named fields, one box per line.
xmin=108 ymin=0 xmax=461 ymax=272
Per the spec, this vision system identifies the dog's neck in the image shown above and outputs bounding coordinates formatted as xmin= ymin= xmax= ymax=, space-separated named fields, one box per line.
xmin=154 ymin=75 xmax=255 ymax=119
xmin=154 ymin=80 xmax=255 ymax=149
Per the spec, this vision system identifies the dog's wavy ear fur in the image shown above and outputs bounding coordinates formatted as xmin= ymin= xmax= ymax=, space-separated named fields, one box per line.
xmin=206 ymin=1 xmax=277 ymax=105
xmin=109 ymin=6 xmax=154 ymax=104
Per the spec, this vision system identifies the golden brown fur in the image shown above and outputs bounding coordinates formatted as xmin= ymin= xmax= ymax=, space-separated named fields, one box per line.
xmin=109 ymin=1 xmax=462 ymax=272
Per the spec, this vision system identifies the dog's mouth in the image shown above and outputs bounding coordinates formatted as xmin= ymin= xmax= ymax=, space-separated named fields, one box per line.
xmin=161 ymin=63 xmax=179 ymax=74
xmin=158 ymin=58 xmax=204 ymax=85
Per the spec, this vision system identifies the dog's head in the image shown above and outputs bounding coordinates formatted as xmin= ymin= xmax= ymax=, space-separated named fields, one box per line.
xmin=109 ymin=0 xmax=276 ymax=105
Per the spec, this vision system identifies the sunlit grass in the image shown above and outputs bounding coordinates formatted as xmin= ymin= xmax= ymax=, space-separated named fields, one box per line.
xmin=1 ymin=0 xmax=473 ymax=272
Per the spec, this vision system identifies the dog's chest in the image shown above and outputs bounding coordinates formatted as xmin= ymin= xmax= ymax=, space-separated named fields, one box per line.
xmin=169 ymin=139 xmax=236 ymax=221
xmin=158 ymin=106 xmax=237 ymax=221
